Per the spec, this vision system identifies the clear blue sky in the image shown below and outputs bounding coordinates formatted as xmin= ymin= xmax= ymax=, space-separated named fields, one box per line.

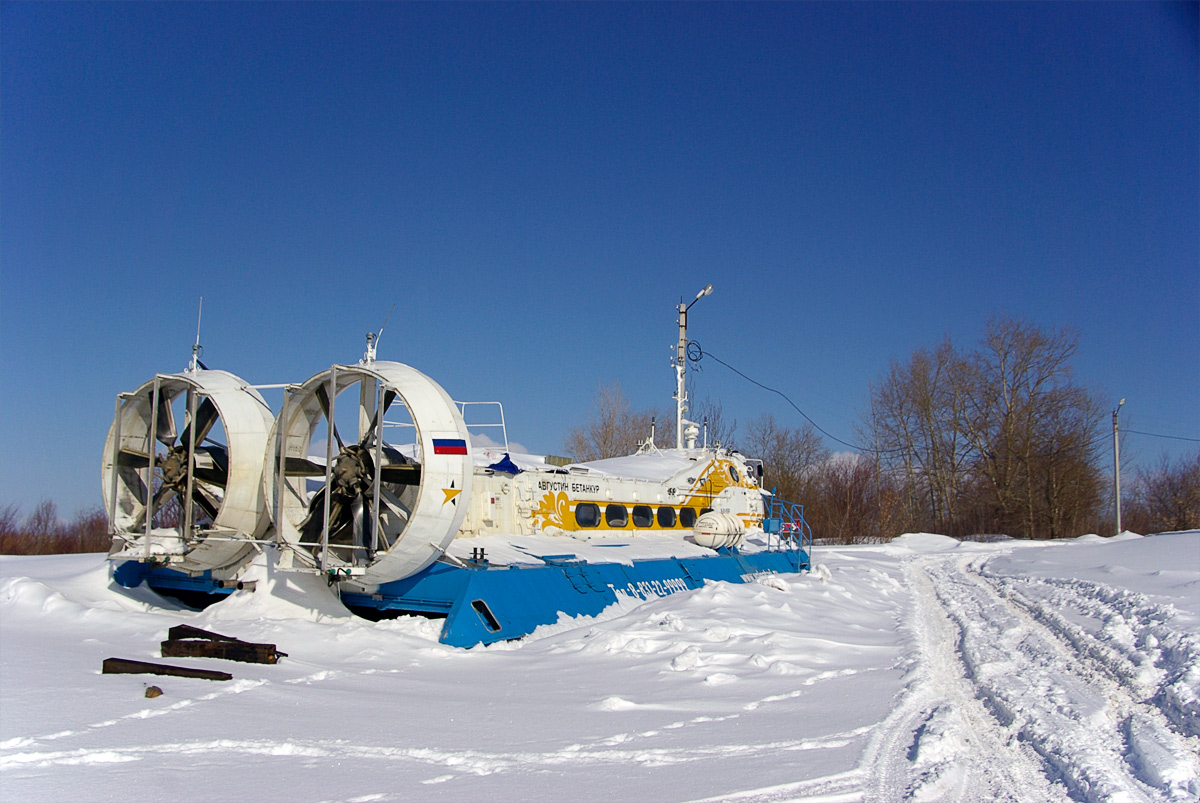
xmin=3 ymin=2 xmax=1197 ymax=516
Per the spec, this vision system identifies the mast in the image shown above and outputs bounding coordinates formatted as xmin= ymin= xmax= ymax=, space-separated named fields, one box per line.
xmin=674 ymin=284 xmax=712 ymax=449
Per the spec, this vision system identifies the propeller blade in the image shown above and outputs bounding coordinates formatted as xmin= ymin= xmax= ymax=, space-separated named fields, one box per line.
xmin=325 ymin=498 xmax=350 ymax=546
xmin=118 ymin=467 xmax=150 ymax=509
xmin=284 ymin=456 xmax=327 ymax=476
xmin=360 ymin=389 xmax=397 ymax=448
xmin=189 ymin=484 xmax=220 ymax=521
xmin=190 ymin=465 xmax=228 ymax=488
xmin=298 ymin=487 xmax=329 ymax=543
xmin=300 ymin=484 xmax=343 ymax=542
xmin=190 ymin=445 xmax=229 ymax=488
xmin=315 ymin=384 xmax=344 ymax=450
xmin=180 ymin=398 xmax=219 ymax=449
xmin=370 ymin=486 xmax=412 ymax=551
xmin=129 ymin=484 xmax=178 ymax=531
xmin=151 ymin=483 xmax=177 ymax=516
xmin=379 ymin=463 xmax=422 ymax=485
xmin=374 ymin=485 xmax=411 ymax=522
xmin=351 ymin=493 xmax=366 ymax=553
xmin=299 ymin=488 xmax=351 ymax=548
xmin=155 ymin=392 xmax=177 ymax=447
xmin=117 ymin=448 xmax=151 ymax=469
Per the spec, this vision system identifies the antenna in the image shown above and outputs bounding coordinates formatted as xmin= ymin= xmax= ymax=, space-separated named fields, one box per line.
xmin=189 ymin=297 xmax=204 ymax=372
xmin=363 ymin=303 xmax=396 ymax=364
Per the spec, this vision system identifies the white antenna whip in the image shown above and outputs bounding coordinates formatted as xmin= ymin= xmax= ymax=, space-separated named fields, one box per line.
xmin=189 ymin=297 xmax=204 ymax=372
xmin=363 ymin=303 xmax=396 ymax=364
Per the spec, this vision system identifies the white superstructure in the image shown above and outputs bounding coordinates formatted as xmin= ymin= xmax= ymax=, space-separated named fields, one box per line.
xmin=460 ymin=446 xmax=764 ymax=542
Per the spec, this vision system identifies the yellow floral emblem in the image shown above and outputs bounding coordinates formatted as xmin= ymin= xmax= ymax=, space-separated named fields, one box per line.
xmin=532 ymin=491 xmax=572 ymax=530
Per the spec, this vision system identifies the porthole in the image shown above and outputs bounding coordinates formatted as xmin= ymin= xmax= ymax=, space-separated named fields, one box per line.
xmin=729 ymin=466 xmax=741 ymax=483
xmin=656 ymin=506 xmax=677 ymax=528
xmin=605 ymin=504 xmax=628 ymax=527
xmin=632 ymin=505 xmax=653 ymax=528
xmin=575 ymin=503 xmax=600 ymax=528
xmin=679 ymin=507 xmax=698 ymax=528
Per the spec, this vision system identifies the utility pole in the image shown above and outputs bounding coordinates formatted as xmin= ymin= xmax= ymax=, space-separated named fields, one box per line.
xmin=1113 ymin=398 xmax=1125 ymax=535
xmin=674 ymin=284 xmax=713 ymax=449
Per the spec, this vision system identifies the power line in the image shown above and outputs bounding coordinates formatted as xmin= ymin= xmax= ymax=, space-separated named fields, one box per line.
xmin=1125 ymin=428 xmax=1200 ymax=444
xmin=689 ymin=342 xmax=1200 ymax=456
xmin=687 ymin=342 xmax=899 ymax=454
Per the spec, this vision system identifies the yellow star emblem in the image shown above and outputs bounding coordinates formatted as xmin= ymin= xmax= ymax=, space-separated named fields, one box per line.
xmin=442 ymin=487 xmax=462 ymax=505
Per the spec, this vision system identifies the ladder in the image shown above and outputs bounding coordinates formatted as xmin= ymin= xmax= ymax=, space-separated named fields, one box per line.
xmin=762 ymin=493 xmax=814 ymax=554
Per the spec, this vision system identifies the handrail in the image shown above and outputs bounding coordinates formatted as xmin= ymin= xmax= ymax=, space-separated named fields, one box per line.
xmin=761 ymin=494 xmax=814 ymax=555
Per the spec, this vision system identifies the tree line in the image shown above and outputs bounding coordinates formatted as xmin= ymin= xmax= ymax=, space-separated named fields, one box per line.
xmin=564 ymin=315 xmax=1198 ymax=543
xmin=0 ymin=501 xmax=109 ymax=555
xmin=4 ymin=314 xmax=1194 ymax=554
xmin=0 ymin=491 xmax=207 ymax=555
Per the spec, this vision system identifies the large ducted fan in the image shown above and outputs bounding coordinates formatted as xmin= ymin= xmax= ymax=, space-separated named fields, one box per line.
xmin=265 ymin=361 xmax=473 ymax=586
xmin=102 ymin=370 xmax=275 ymax=574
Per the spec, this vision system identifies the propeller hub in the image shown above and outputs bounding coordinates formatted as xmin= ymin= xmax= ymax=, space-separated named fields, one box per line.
xmin=159 ymin=447 xmax=190 ymax=488
xmin=331 ymin=445 xmax=373 ymax=497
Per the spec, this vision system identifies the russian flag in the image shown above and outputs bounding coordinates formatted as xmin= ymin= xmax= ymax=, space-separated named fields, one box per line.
xmin=433 ymin=438 xmax=468 ymax=455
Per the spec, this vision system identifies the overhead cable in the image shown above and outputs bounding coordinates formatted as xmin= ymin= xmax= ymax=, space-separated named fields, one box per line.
xmin=1124 ymin=428 xmax=1200 ymax=444
xmin=687 ymin=342 xmax=900 ymax=454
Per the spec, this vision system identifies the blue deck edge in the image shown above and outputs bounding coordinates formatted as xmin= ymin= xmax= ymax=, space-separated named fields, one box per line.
xmin=115 ymin=546 xmax=809 ymax=648
xmin=341 ymin=546 xmax=810 ymax=648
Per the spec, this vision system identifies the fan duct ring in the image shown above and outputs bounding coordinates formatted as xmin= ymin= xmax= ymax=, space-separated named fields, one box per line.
xmin=101 ymin=370 xmax=275 ymax=574
xmin=265 ymin=361 xmax=472 ymax=586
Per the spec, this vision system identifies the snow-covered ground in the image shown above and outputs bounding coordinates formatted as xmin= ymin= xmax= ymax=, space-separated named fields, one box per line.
xmin=2 ymin=532 xmax=1198 ymax=802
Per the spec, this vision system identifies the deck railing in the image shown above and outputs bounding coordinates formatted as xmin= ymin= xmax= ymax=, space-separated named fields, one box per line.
xmin=762 ymin=494 xmax=814 ymax=555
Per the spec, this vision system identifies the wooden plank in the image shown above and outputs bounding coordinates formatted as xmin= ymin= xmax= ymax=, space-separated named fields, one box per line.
xmin=161 ymin=639 xmax=280 ymax=664
xmin=102 ymin=657 xmax=232 ymax=681
xmin=166 ymin=624 xmax=244 ymax=643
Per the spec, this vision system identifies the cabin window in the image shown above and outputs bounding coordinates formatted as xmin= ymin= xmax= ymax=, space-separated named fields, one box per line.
xmin=656 ymin=506 xmax=676 ymax=528
xmin=575 ymin=503 xmax=600 ymax=528
xmin=729 ymin=466 xmax=740 ymax=483
xmin=632 ymin=505 xmax=653 ymax=528
xmin=605 ymin=504 xmax=628 ymax=527
xmin=679 ymin=507 xmax=698 ymax=528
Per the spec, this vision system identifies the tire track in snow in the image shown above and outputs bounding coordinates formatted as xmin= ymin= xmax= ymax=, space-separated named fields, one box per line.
xmin=0 ymin=677 xmax=268 ymax=751
xmin=982 ymin=569 xmax=1200 ymax=740
xmin=859 ymin=555 xmax=1065 ymax=803
xmin=0 ymin=733 xmax=876 ymax=776
xmin=679 ymin=551 xmax=1066 ymax=803
xmin=931 ymin=555 xmax=1200 ymax=802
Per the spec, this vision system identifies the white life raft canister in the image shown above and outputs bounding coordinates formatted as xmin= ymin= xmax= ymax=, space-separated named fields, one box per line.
xmin=691 ymin=511 xmax=746 ymax=549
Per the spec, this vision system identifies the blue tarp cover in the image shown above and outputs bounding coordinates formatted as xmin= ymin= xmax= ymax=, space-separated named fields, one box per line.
xmin=487 ymin=454 xmax=523 ymax=474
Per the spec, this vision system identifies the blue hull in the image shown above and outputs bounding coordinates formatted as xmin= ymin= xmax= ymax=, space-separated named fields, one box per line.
xmin=116 ymin=547 xmax=809 ymax=649
xmin=342 ymin=547 xmax=809 ymax=648
xmin=112 ymin=561 xmax=235 ymax=597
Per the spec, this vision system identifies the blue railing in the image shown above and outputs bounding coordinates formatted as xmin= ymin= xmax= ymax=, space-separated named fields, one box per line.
xmin=761 ymin=493 xmax=813 ymax=555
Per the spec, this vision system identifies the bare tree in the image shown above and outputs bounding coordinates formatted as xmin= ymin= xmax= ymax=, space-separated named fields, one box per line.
xmin=865 ymin=316 xmax=1104 ymax=539
xmin=1124 ymin=452 xmax=1200 ymax=533
xmin=0 ymin=503 xmax=20 ymax=553
xmin=563 ymin=382 xmax=659 ymax=461
xmin=0 ymin=500 xmax=113 ymax=555
xmin=962 ymin=317 xmax=1103 ymax=538
xmin=867 ymin=338 xmax=972 ymax=534
xmin=693 ymin=396 xmax=737 ymax=449
xmin=742 ymin=414 xmax=830 ymax=504
xmin=68 ymin=506 xmax=111 ymax=553
xmin=26 ymin=500 xmax=60 ymax=542
xmin=807 ymin=454 xmax=882 ymax=544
